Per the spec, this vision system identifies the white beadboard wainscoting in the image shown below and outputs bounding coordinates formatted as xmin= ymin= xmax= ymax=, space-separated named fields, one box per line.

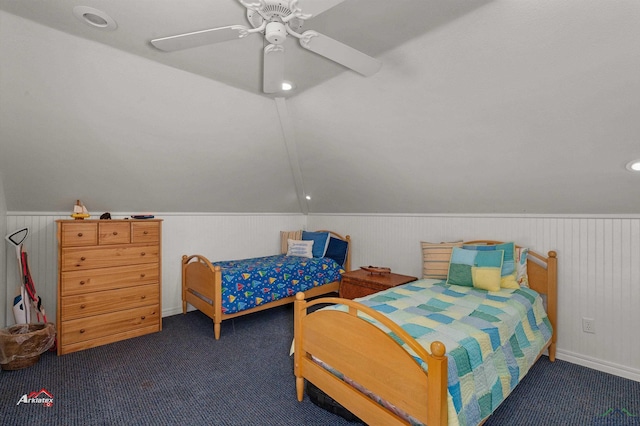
xmin=3 ymin=212 xmax=640 ymax=382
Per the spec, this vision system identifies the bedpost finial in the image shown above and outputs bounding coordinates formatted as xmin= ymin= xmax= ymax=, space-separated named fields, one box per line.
xmin=296 ymin=292 xmax=304 ymax=301
xmin=548 ymin=250 xmax=557 ymax=258
xmin=431 ymin=341 xmax=446 ymax=357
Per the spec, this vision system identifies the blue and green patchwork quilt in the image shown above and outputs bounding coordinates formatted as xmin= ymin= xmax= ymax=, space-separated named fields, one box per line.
xmin=331 ymin=279 xmax=552 ymax=426
xmin=213 ymin=255 xmax=343 ymax=315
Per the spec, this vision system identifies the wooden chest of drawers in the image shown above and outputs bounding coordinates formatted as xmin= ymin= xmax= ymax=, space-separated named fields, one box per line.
xmin=56 ymin=219 xmax=162 ymax=355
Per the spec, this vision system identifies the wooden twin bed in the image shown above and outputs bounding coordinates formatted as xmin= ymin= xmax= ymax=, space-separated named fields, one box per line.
xmin=182 ymin=230 xmax=351 ymax=339
xmin=294 ymin=241 xmax=557 ymax=426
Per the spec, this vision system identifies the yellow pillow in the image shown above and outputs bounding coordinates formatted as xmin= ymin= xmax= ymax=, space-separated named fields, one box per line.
xmin=471 ymin=266 xmax=502 ymax=291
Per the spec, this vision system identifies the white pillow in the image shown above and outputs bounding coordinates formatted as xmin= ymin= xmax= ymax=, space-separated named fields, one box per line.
xmin=516 ymin=247 xmax=530 ymax=288
xmin=287 ymin=239 xmax=313 ymax=258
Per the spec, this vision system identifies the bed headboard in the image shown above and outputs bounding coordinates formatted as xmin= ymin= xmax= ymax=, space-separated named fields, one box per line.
xmin=280 ymin=229 xmax=352 ymax=271
xmin=462 ymin=240 xmax=557 ymax=295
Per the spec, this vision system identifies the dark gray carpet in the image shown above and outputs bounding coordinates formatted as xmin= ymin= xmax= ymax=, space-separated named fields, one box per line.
xmin=1 ymin=306 xmax=638 ymax=425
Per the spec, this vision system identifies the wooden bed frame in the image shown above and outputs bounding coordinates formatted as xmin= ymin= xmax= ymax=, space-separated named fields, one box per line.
xmin=294 ymin=241 xmax=557 ymax=426
xmin=181 ymin=230 xmax=351 ymax=339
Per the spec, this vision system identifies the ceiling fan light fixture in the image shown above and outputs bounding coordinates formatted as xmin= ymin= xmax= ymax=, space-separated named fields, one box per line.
xmin=73 ymin=6 xmax=117 ymax=31
xmin=626 ymin=159 xmax=640 ymax=172
xmin=281 ymin=81 xmax=294 ymax=91
xmin=265 ymin=21 xmax=287 ymax=45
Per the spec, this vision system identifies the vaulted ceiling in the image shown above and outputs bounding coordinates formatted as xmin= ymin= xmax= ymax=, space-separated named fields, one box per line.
xmin=1 ymin=0 xmax=639 ymax=214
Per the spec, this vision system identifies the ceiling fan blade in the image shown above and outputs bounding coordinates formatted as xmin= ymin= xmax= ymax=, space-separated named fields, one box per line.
xmin=295 ymin=0 xmax=346 ymax=18
xmin=263 ymin=44 xmax=285 ymax=94
xmin=151 ymin=25 xmax=248 ymax=52
xmin=299 ymin=31 xmax=382 ymax=77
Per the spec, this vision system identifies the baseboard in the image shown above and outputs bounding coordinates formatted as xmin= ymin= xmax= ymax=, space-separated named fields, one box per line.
xmin=162 ymin=306 xmax=184 ymax=317
xmin=556 ymin=349 xmax=640 ymax=383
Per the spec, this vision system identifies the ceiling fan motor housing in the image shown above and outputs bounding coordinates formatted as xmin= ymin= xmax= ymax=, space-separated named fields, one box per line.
xmin=246 ymin=0 xmax=304 ymax=43
xmin=265 ymin=21 xmax=287 ymax=44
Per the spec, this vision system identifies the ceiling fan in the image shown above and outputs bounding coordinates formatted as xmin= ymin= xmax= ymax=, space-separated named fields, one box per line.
xmin=150 ymin=0 xmax=382 ymax=94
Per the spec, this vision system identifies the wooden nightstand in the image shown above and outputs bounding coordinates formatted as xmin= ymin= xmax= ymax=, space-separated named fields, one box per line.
xmin=339 ymin=269 xmax=418 ymax=299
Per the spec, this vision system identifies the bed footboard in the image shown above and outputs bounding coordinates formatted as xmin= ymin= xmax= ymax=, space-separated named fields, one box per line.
xmin=182 ymin=254 xmax=223 ymax=338
xmin=294 ymin=293 xmax=448 ymax=426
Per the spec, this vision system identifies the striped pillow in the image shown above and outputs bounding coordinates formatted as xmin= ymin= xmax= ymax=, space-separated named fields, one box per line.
xmin=280 ymin=230 xmax=302 ymax=254
xmin=421 ymin=241 xmax=463 ymax=279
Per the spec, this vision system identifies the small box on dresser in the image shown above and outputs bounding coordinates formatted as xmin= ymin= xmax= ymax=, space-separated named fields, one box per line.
xmin=56 ymin=219 xmax=162 ymax=355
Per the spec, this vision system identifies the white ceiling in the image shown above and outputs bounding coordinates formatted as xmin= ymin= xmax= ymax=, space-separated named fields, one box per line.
xmin=0 ymin=0 xmax=490 ymax=96
xmin=1 ymin=0 xmax=639 ymax=214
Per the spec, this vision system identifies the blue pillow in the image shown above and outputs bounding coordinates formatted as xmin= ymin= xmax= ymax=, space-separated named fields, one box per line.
xmin=462 ymin=242 xmax=518 ymax=288
xmin=446 ymin=247 xmax=504 ymax=291
xmin=325 ymin=237 xmax=348 ymax=267
xmin=302 ymin=231 xmax=330 ymax=258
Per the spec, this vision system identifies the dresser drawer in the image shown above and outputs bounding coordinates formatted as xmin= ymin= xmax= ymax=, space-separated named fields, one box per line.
xmin=60 ymin=264 xmax=159 ymax=296
xmin=61 ymin=244 xmax=159 ymax=271
xmin=61 ymin=305 xmax=160 ymax=345
xmin=61 ymin=284 xmax=159 ymax=320
xmin=60 ymin=223 xmax=98 ymax=247
xmin=132 ymin=222 xmax=160 ymax=243
xmin=99 ymin=222 xmax=131 ymax=245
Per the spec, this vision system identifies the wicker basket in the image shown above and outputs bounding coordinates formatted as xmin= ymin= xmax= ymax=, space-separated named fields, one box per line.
xmin=0 ymin=323 xmax=55 ymax=371
xmin=1 ymin=354 xmax=41 ymax=371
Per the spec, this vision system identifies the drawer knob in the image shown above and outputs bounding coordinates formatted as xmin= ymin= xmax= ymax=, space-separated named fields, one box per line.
xmin=79 ymin=281 xmax=85 ymax=285
xmin=140 ymin=273 xmax=146 ymax=278
xmin=141 ymin=252 xmax=146 ymax=256
xmin=141 ymin=295 xmax=146 ymax=300
xmin=80 ymin=257 xmax=86 ymax=261
xmin=80 ymin=304 xmax=86 ymax=309
xmin=79 ymin=329 xmax=85 ymax=334
xmin=143 ymin=231 xmax=149 ymax=235
xmin=77 ymin=232 xmax=83 ymax=237
xmin=141 ymin=316 xmax=146 ymax=320
xmin=112 ymin=231 xmax=118 ymax=235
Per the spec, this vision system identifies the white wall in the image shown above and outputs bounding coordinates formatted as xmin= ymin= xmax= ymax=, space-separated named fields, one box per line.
xmin=308 ymin=213 xmax=640 ymax=382
xmin=5 ymin=212 xmax=640 ymax=383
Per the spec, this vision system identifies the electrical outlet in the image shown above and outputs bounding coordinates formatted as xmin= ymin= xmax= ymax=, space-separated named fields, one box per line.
xmin=582 ymin=317 xmax=595 ymax=334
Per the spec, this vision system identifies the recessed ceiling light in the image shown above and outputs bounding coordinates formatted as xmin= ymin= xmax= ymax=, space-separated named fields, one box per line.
xmin=73 ymin=6 xmax=117 ymax=31
xmin=281 ymin=81 xmax=294 ymax=91
xmin=305 ymin=195 xmax=311 ymax=200
xmin=626 ymin=160 xmax=640 ymax=172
